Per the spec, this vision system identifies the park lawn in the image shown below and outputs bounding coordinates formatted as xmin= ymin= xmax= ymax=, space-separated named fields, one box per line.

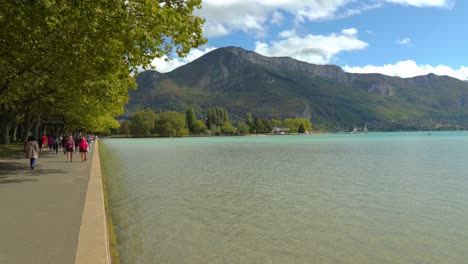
xmin=0 ymin=143 xmax=24 ymax=158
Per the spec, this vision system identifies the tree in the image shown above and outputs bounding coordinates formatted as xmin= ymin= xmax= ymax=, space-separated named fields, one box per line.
xmin=0 ymin=0 xmax=206 ymax=143
xmin=271 ymin=119 xmax=282 ymax=127
xmin=221 ymin=122 xmax=236 ymax=135
xmin=246 ymin=113 xmax=254 ymax=133
xmin=192 ymin=120 xmax=207 ymax=135
xmin=237 ymin=122 xmax=250 ymax=135
xmin=205 ymin=108 xmax=214 ymax=129
xmin=185 ymin=106 xmax=196 ymax=134
xmin=282 ymin=118 xmax=312 ymax=133
xmin=206 ymin=107 xmax=229 ymax=130
xmin=298 ymin=123 xmax=305 ymax=133
xmin=130 ymin=109 xmax=156 ymax=136
xmin=120 ymin=120 xmax=131 ymax=137
xmin=154 ymin=111 xmax=188 ymax=137
xmin=255 ymin=117 xmax=265 ymax=134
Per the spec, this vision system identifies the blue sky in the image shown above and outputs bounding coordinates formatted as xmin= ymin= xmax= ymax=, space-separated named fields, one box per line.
xmin=152 ymin=0 xmax=468 ymax=80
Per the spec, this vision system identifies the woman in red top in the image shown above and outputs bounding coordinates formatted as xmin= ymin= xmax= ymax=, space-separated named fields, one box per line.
xmin=79 ymin=135 xmax=88 ymax=162
xmin=66 ymin=135 xmax=75 ymax=162
xmin=41 ymin=135 xmax=47 ymax=151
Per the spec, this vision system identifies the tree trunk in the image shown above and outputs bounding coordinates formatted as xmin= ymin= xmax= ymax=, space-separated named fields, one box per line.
xmin=22 ymin=112 xmax=33 ymax=141
xmin=1 ymin=118 xmax=10 ymax=144
xmin=11 ymin=122 xmax=18 ymax=142
xmin=33 ymin=120 xmax=40 ymax=140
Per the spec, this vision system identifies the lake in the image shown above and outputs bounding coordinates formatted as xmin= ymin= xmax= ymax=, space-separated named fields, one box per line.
xmin=100 ymin=132 xmax=468 ymax=263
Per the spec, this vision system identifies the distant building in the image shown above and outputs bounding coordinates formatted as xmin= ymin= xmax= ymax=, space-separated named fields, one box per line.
xmin=272 ymin=127 xmax=290 ymax=134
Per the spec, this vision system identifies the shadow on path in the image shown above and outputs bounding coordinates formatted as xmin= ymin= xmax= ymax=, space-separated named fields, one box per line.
xmin=0 ymin=178 xmax=38 ymax=184
xmin=0 ymin=162 xmax=68 ymax=177
xmin=0 ymin=162 xmax=31 ymax=176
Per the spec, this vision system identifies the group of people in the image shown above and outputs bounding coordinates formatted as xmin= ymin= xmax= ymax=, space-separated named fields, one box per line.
xmin=63 ymin=134 xmax=96 ymax=162
xmin=25 ymin=134 xmax=98 ymax=169
xmin=38 ymin=135 xmax=61 ymax=153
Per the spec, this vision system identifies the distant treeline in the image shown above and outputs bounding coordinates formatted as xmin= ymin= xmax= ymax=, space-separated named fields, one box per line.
xmin=118 ymin=107 xmax=312 ymax=137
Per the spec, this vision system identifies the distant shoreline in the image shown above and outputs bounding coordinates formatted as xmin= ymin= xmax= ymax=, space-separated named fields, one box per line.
xmin=105 ymin=132 xmax=327 ymax=139
xmin=102 ymin=130 xmax=467 ymax=139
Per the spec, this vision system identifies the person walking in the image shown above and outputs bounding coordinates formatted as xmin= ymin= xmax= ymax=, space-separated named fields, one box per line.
xmin=41 ymin=134 xmax=47 ymax=151
xmin=53 ymin=136 xmax=59 ymax=154
xmin=74 ymin=136 xmax=81 ymax=154
xmin=48 ymin=136 xmax=54 ymax=151
xmin=58 ymin=135 xmax=63 ymax=150
xmin=61 ymin=135 xmax=67 ymax=154
xmin=66 ymin=135 xmax=75 ymax=162
xmin=25 ymin=136 xmax=39 ymax=170
xmin=79 ymin=136 xmax=88 ymax=162
xmin=86 ymin=135 xmax=93 ymax=153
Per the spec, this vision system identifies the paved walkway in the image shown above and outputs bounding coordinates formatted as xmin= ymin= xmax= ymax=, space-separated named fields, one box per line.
xmin=0 ymin=144 xmax=107 ymax=264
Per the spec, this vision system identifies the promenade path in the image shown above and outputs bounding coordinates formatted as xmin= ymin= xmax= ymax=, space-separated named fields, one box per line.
xmin=0 ymin=143 xmax=109 ymax=264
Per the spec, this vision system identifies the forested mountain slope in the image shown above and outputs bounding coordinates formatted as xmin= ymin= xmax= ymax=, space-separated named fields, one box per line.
xmin=126 ymin=47 xmax=468 ymax=131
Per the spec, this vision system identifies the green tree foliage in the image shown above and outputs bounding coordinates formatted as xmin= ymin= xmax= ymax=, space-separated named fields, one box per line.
xmin=271 ymin=119 xmax=282 ymax=127
xmin=0 ymin=0 xmax=206 ymax=143
xmin=206 ymin=107 xmax=229 ymax=130
xmin=192 ymin=120 xmax=207 ymax=135
xmin=221 ymin=122 xmax=236 ymax=135
xmin=245 ymin=112 xmax=254 ymax=133
xmin=154 ymin=111 xmax=188 ymax=137
xmin=120 ymin=120 xmax=131 ymax=137
xmin=282 ymin=118 xmax=312 ymax=133
xmin=185 ymin=106 xmax=197 ymax=134
xmin=237 ymin=122 xmax=250 ymax=135
xmin=251 ymin=116 xmax=273 ymax=134
xmin=298 ymin=123 xmax=305 ymax=133
xmin=130 ymin=109 xmax=156 ymax=136
xmin=254 ymin=116 xmax=264 ymax=134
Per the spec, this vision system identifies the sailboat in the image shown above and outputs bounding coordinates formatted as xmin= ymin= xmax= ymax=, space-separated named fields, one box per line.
xmin=364 ymin=123 xmax=368 ymax=133
xmin=351 ymin=125 xmax=358 ymax=134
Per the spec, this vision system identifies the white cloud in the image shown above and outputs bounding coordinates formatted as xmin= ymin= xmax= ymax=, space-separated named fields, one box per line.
xmin=396 ymin=37 xmax=413 ymax=46
xmin=385 ymin=0 xmax=454 ymax=8
xmin=150 ymin=47 xmax=217 ymax=73
xmin=270 ymin=11 xmax=285 ymax=24
xmin=343 ymin=60 xmax=468 ymax=80
xmin=255 ymin=29 xmax=368 ymax=64
xmin=197 ymin=0 xmax=451 ymax=38
xmin=278 ymin=29 xmax=296 ymax=38
xmin=203 ymin=24 xmax=230 ymax=38
xmin=342 ymin=28 xmax=358 ymax=36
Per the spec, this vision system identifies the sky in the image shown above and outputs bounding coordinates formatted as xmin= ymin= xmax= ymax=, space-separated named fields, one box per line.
xmin=152 ymin=0 xmax=468 ymax=81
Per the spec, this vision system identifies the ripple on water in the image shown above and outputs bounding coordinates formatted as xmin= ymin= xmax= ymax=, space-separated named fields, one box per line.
xmin=101 ymin=133 xmax=468 ymax=264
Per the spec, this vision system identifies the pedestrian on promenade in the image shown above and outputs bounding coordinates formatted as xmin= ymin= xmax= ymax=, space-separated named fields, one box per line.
xmin=74 ymin=136 xmax=81 ymax=154
xmin=38 ymin=137 xmax=43 ymax=150
xmin=48 ymin=136 xmax=54 ymax=152
xmin=58 ymin=135 xmax=63 ymax=150
xmin=53 ymin=136 xmax=59 ymax=154
xmin=79 ymin=136 xmax=88 ymax=162
xmin=86 ymin=135 xmax=93 ymax=153
xmin=41 ymin=134 xmax=47 ymax=151
xmin=61 ymin=135 xmax=67 ymax=154
xmin=24 ymin=136 xmax=39 ymax=170
xmin=66 ymin=135 xmax=75 ymax=162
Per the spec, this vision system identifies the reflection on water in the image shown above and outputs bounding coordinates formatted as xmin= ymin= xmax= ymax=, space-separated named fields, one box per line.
xmin=101 ymin=132 xmax=468 ymax=263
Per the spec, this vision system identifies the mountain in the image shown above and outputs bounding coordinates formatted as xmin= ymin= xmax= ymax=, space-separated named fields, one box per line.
xmin=126 ymin=46 xmax=468 ymax=131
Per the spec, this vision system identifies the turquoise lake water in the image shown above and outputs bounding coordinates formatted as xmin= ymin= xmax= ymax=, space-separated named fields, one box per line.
xmin=100 ymin=132 xmax=468 ymax=263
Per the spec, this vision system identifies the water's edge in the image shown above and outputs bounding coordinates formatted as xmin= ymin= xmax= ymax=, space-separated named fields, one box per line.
xmin=100 ymin=143 xmax=121 ymax=264
xmin=74 ymin=141 xmax=111 ymax=264
xmin=102 ymin=133 xmax=468 ymax=263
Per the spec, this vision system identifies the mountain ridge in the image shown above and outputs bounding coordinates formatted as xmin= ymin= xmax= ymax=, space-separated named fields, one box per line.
xmin=127 ymin=47 xmax=468 ymax=131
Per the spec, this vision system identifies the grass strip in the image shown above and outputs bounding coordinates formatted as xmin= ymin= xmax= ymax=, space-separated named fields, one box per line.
xmin=100 ymin=146 xmax=121 ymax=264
xmin=0 ymin=143 xmax=24 ymax=158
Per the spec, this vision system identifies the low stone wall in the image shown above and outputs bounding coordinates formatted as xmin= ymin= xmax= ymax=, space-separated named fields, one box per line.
xmin=74 ymin=142 xmax=111 ymax=264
